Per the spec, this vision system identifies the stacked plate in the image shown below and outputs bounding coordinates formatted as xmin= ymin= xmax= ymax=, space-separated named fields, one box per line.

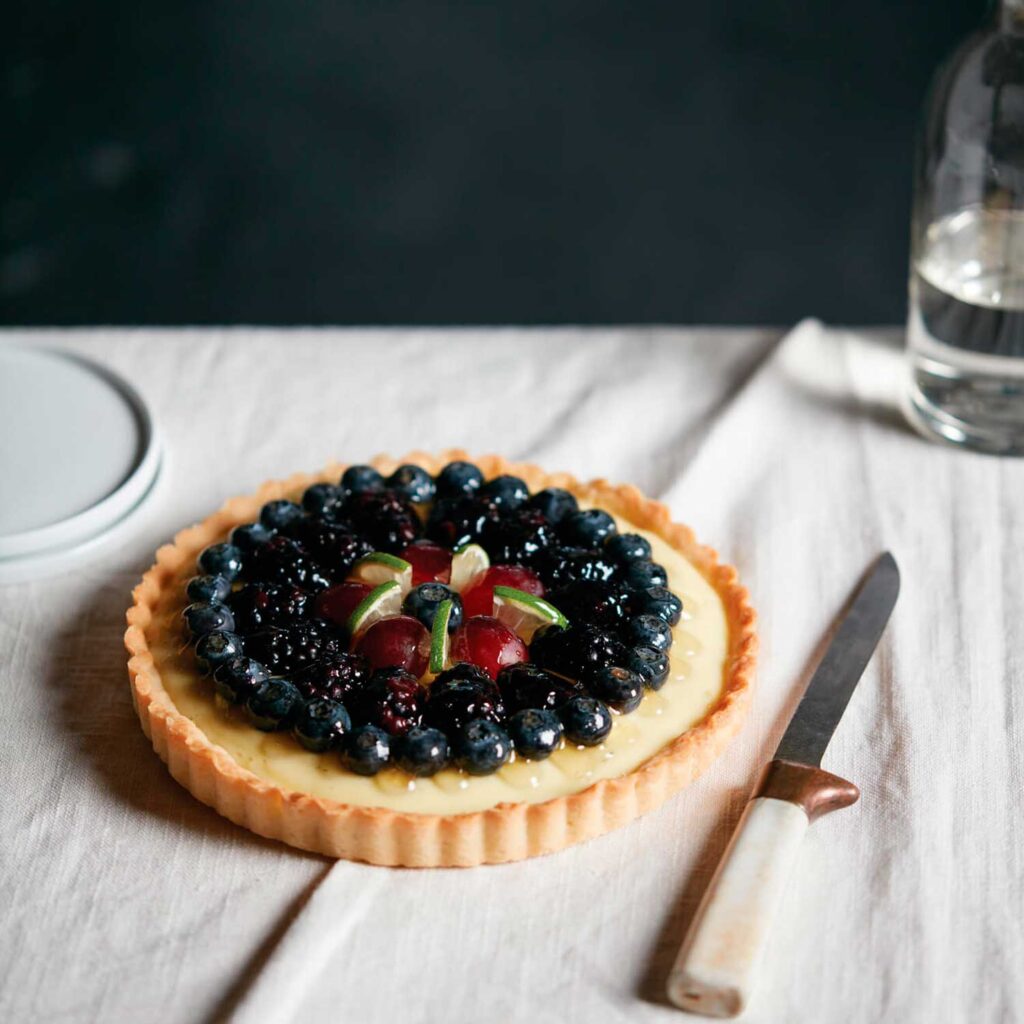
xmin=0 ymin=344 xmax=163 ymax=584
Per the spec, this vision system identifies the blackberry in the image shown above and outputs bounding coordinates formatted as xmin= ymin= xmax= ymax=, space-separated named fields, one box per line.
xmin=260 ymin=500 xmax=304 ymax=531
xmin=341 ymin=724 xmax=390 ymax=775
xmin=507 ymin=708 xmax=563 ymax=760
xmin=548 ymin=578 xmax=632 ymax=629
xmin=604 ymin=532 xmax=652 ymax=565
xmin=291 ymin=697 xmax=351 ymax=752
xmin=198 ymin=543 xmax=244 ymax=581
xmin=229 ymin=583 xmax=311 ymax=633
xmin=633 ymin=585 xmax=683 ymax=626
xmin=538 ymin=546 xmax=617 ymax=588
xmin=585 ymin=664 xmax=644 ymax=713
xmin=454 ymin=719 xmax=512 ymax=775
xmin=244 ymin=622 xmax=342 ymax=676
xmin=426 ymin=494 xmax=501 ymax=550
xmin=283 ymin=516 xmax=372 ymax=578
xmin=395 ymin=727 xmax=450 ymax=776
xmin=479 ymin=474 xmax=529 ymax=511
xmin=622 ymin=614 xmax=673 ymax=652
xmin=386 ymin=464 xmax=436 ymax=505
xmin=340 ymin=464 xmax=385 ymax=497
xmin=345 ymin=490 xmax=422 ymax=553
xmin=560 ymin=695 xmax=612 ymax=746
xmin=292 ymin=650 xmax=371 ymax=702
xmin=302 ymin=483 xmax=345 ymax=516
xmin=351 ymin=667 xmax=424 ymax=736
xmin=245 ymin=678 xmax=303 ymax=731
xmin=626 ymin=645 xmax=671 ymax=690
xmin=622 ymin=560 xmax=669 ymax=591
xmin=496 ymin=662 xmax=581 ymax=714
xmin=482 ymin=508 xmax=554 ymax=566
xmin=435 ymin=460 xmax=484 ymax=499
xmin=559 ymin=509 xmax=617 ymax=548
xmin=247 ymin=536 xmax=332 ymax=592
xmin=529 ymin=622 xmax=628 ymax=681
xmin=527 ymin=487 xmax=578 ymax=524
xmin=424 ymin=667 xmax=505 ymax=734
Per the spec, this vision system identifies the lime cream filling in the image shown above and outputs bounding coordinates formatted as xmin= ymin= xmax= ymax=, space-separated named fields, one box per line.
xmin=156 ymin=514 xmax=729 ymax=815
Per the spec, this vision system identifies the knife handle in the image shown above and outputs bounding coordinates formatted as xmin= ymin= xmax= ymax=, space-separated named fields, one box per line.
xmin=666 ymin=761 xmax=859 ymax=1018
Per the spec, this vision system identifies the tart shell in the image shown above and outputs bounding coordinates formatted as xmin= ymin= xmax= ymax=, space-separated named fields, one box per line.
xmin=125 ymin=451 xmax=757 ymax=867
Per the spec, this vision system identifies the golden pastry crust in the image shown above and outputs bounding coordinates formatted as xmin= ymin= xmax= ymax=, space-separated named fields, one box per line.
xmin=125 ymin=451 xmax=756 ymax=867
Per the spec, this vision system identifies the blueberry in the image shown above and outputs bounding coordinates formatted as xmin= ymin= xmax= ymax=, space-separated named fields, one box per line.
xmin=559 ymin=509 xmax=617 ymax=548
xmin=187 ymin=574 xmax=231 ymax=604
xmin=622 ymin=561 xmax=668 ymax=591
xmin=230 ymin=522 xmax=275 ymax=553
xmin=435 ymin=461 xmax=484 ymax=499
xmin=198 ymin=543 xmax=244 ymax=581
xmin=507 ymin=708 xmax=563 ymax=760
xmin=527 ymin=487 xmax=579 ymax=524
xmin=387 ymin=464 xmax=436 ymax=504
xmin=302 ymin=483 xmax=345 ymax=516
xmin=245 ymin=677 xmax=303 ymax=731
xmin=479 ymin=474 xmax=529 ymax=511
xmin=395 ymin=727 xmax=450 ymax=776
xmin=340 ymin=464 xmax=385 ymax=497
xmin=626 ymin=645 xmax=670 ymax=690
xmin=604 ymin=532 xmax=652 ymax=564
xmin=403 ymin=582 xmax=463 ymax=633
xmin=291 ymin=697 xmax=352 ymax=752
xmin=184 ymin=601 xmax=235 ymax=640
xmin=622 ymin=614 xmax=673 ymax=652
xmin=195 ymin=630 xmax=244 ymax=673
xmin=214 ymin=656 xmax=270 ymax=704
xmin=634 ymin=585 xmax=682 ymax=626
xmin=560 ymin=695 xmax=613 ymax=746
xmin=585 ymin=665 xmax=644 ymax=713
xmin=455 ymin=719 xmax=512 ymax=775
xmin=260 ymin=500 xmax=304 ymax=531
xmin=341 ymin=724 xmax=391 ymax=775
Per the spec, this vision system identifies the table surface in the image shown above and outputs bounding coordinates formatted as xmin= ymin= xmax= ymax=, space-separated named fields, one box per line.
xmin=1 ymin=323 xmax=1021 ymax=1024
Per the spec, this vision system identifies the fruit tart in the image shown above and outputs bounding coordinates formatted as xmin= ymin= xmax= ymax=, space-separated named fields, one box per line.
xmin=125 ymin=452 xmax=756 ymax=866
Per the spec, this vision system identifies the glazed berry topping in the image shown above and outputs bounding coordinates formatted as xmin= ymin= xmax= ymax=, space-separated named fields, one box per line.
xmin=527 ymin=487 xmax=579 ymax=524
xmin=435 ymin=460 xmax=484 ymax=499
xmin=559 ymin=509 xmax=617 ymax=548
xmin=292 ymin=650 xmax=371 ymax=702
xmin=424 ymin=669 xmax=505 ymax=733
xmin=622 ymin=614 xmax=673 ymax=653
xmin=302 ymin=482 xmax=345 ymax=516
xmin=187 ymin=574 xmax=232 ymax=604
xmin=341 ymin=723 xmax=391 ymax=775
xmin=403 ymin=582 xmax=463 ymax=633
xmin=245 ymin=678 xmax=303 ymax=731
xmin=496 ymin=662 xmax=580 ymax=714
xmin=198 ymin=543 xmax=244 ymax=581
xmin=548 ymin=578 xmax=632 ymax=629
xmin=400 ymin=540 xmax=452 ymax=585
xmin=426 ymin=494 xmax=501 ymax=550
xmin=387 ymin=464 xmax=437 ymax=505
xmin=395 ymin=726 xmax=450 ymax=776
xmin=451 ymin=616 xmax=529 ymax=680
xmin=538 ymin=546 xmax=617 ymax=587
xmin=195 ymin=630 xmax=244 ymax=673
xmin=184 ymin=601 xmax=236 ymax=640
xmin=621 ymin=560 xmax=669 ymax=591
xmin=314 ymin=581 xmax=372 ymax=630
xmin=259 ymin=499 xmax=305 ymax=531
xmin=585 ymin=665 xmax=644 ymax=713
xmin=353 ymin=615 xmax=431 ymax=677
xmin=340 ymin=464 xmax=385 ymax=497
xmin=454 ymin=719 xmax=513 ymax=775
xmin=345 ymin=490 xmax=422 ymax=553
xmin=245 ymin=622 xmax=342 ymax=675
xmin=291 ymin=697 xmax=352 ymax=752
xmin=352 ymin=667 xmax=424 ymax=735
xmin=560 ymin=695 xmax=613 ymax=746
xmin=229 ymin=583 xmax=310 ymax=632
xmin=482 ymin=507 xmax=554 ymax=566
xmin=214 ymin=656 xmax=270 ymax=704
xmin=633 ymin=585 xmax=683 ymax=626
xmin=283 ymin=517 xmax=372 ymax=577
xmin=626 ymin=645 xmax=671 ymax=690
xmin=461 ymin=565 xmax=544 ymax=619
xmin=247 ymin=536 xmax=332 ymax=592
xmin=230 ymin=522 xmax=275 ymax=553
xmin=529 ymin=622 xmax=628 ymax=680
xmin=507 ymin=708 xmax=563 ymax=760
xmin=604 ymin=532 xmax=652 ymax=564
xmin=479 ymin=474 xmax=529 ymax=511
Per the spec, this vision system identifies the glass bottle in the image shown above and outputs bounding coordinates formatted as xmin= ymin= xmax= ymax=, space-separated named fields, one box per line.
xmin=906 ymin=0 xmax=1024 ymax=454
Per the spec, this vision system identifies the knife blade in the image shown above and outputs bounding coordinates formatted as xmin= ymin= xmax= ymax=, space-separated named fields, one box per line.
xmin=667 ymin=552 xmax=900 ymax=1018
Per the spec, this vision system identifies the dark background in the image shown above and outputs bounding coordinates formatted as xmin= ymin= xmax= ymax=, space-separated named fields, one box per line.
xmin=4 ymin=2 xmax=980 ymax=326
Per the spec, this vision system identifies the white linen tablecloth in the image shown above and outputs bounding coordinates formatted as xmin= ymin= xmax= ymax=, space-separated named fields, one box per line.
xmin=1 ymin=323 xmax=1022 ymax=1024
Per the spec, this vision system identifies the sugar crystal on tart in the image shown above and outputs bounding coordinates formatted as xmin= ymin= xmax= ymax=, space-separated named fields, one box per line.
xmin=125 ymin=452 xmax=756 ymax=867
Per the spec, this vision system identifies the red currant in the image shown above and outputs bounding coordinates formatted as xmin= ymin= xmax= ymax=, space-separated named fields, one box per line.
xmin=451 ymin=615 xmax=529 ymax=680
xmin=400 ymin=540 xmax=452 ymax=586
xmin=354 ymin=615 xmax=431 ymax=678
xmin=461 ymin=565 xmax=544 ymax=619
xmin=314 ymin=582 xmax=371 ymax=628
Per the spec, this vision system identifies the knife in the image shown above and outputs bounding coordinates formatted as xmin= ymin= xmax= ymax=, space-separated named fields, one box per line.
xmin=666 ymin=552 xmax=900 ymax=1018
